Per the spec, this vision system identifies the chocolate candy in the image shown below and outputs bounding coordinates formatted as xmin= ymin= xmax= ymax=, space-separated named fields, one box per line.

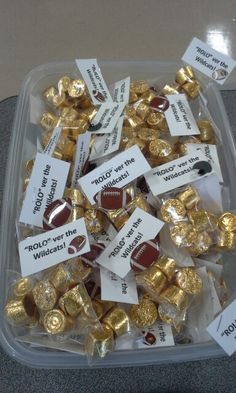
xmin=147 ymin=112 xmax=168 ymax=131
xmin=32 ymin=280 xmax=58 ymax=311
xmin=149 ymin=139 xmax=172 ymax=158
xmin=84 ymin=209 xmax=105 ymax=234
xmin=50 ymin=264 xmax=71 ymax=293
xmin=85 ymin=324 xmax=114 ymax=358
xmin=106 ymin=208 xmax=130 ymax=230
xmin=175 ymin=66 xmax=195 ymax=85
xmin=137 ymin=128 xmax=160 ymax=141
xmin=158 ymin=302 xmax=185 ymax=330
xmin=130 ymin=298 xmax=158 ymax=328
xmin=43 ymin=198 xmax=72 ymax=230
xmin=182 ymin=81 xmax=200 ymax=99
xmin=170 ymin=222 xmax=197 ymax=247
xmin=217 ymin=212 xmax=236 ymax=232
xmin=135 ymin=100 xmax=151 ymax=120
xmin=177 ymin=186 xmax=200 ymax=210
xmin=187 ymin=209 xmax=211 ymax=231
xmin=40 ymin=112 xmax=58 ymax=131
xmin=5 ymin=296 xmax=38 ymax=327
xmin=155 ymin=255 xmax=177 ymax=280
xmin=13 ymin=277 xmax=33 ymax=298
xmin=136 ymin=265 xmax=167 ymax=298
xmin=141 ymin=89 xmax=156 ymax=103
xmin=59 ymin=286 xmax=83 ymax=317
xmin=63 ymin=188 xmax=86 ymax=207
xmin=188 ymin=231 xmax=212 ymax=255
xmin=217 ymin=230 xmax=236 ymax=250
xmin=161 ymin=84 xmax=180 ymax=95
xmin=43 ymin=309 xmax=70 ymax=334
xmin=130 ymin=80 xmax=149 ymax=95
xmin=58 ymin=76 xmax=72 ymax=95
xmin=94 ymin=187 xmax=131 ymax=210
xmin=161 ymin=199 xmax=186 ymax=223
xmin=130 ymin=238 xmax=160 ymax=272
xmin=175 ymin=268 xmax=202 ymax=294
xmin=160 ymin=285 xmax=188 ymax=311
xmin=125 ymin=137 xmax=146 ymax=152
xmin=197 ymin=120 xmax=214 ymax=142
xmin=102 ymin=307 xmax=130 ymax=337
xmin=67 ymin=79 xmax=85 ymax=98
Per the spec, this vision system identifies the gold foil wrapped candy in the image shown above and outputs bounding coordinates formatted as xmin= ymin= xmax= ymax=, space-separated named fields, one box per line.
xmin=188 ymin=230 xmax=212 ymax=255
xmin=67 ymin=79 xmax=85 ymax=98
xmin=197 ymin=120 xmax=215 ymax=143
xmin=155 ymin=255 xmax=177 ymax=280
xmin=102 ymin=307 xmax=130 ymax=337
xmin=147 ymin=112 xmax=168 ymax=131
xmin=160 ymin=199 xmax=186 ymax=223
xmin=13 ymin=277 xmax=33 ymax=298
xmin=130 ymin=80 xmax=149 ymax=95
xmin=187 ymin=209 xmax=211 ymax=231
xmin=158 ymin=302 xmax=186 ymax=331
xmin=84 ymin=209 xmax=105 ymax=234
xmin=217 ymin=230 xmax=236 ymax=250
xmin=59 ymin=283 xmax=88 ymax=317
xmin=5 ymin=295 xmax=38 ymax=327
xmin=136 ymin=264 xmax=168 ymax=298
xmin=161 ymin=83 xmax=180 ymax=96
xmin=160 ymin=285 xmax=189 ymax=311
xmin=217 ymin=212 xmax=236 ymax=232
xmin=175 ymin=66 xmax=201 ymax=99
xmin=170 ymin=222 xmax=197 ymax=247
xmin=32 ymin=280 xmax=58 ymax=311
xmin=85 ymin=324 xmax=114 ymax=358
xmin=137 ymin=127 xmax=160 ymax=142
xmin=177 ymin=186 xmax=200 ymax=210
xmin=130 ymin=298 xmax=158 ymax=328
xmin=175 ymin=268 xmax=202 ymax=294
xmin=149 ymin=139 xmax=172 ymax=158
xmin=43 ymin=309 xmax=71 ymax=334
xmin=40 ymin=112 xmax=58 ymax=131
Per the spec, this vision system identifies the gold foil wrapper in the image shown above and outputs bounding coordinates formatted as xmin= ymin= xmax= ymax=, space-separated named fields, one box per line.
xmin=43 ymin=309 xmax=70 ymax=334
xmin=78 ymin=107 xmax=98 ymax=122
xmin=175 ymin=66 xmax=195 ymax=85
xmin=5 ymin=296 xmax=38 ymax=327
xmin=170 ymin=222 xmax=197 ymax=247
xmin=217 ymin=213 xmax=236 ymax=232
xmin=155 ymin=255 xmax=177 ymax=280
xmin=92 ymin=300 xmax=104 ymax=320
xmin=187 ymin=209 xmax=211 ymax=231
xmin=76 ymin=259 xmax=92 ymax=282
xmin=137 ymin=128 xmax=160 ymax=142
xmin=161 ymin=83 xmax=180 ymax=95
xmin=130 ymin=80 xmax=149 ymax=95
xmin=125 ymin=114 xmax=146 ymax=129
xmin=106 ymin=208 xmax=130 ymax=230
xmin=141 ymin=89 xmax=156 ymax=103
xmin=13 ymin=277 xmax=33 ymax=298
xmin=125 ymin=137 xmax=146 ymax=151
xmin=58 ymin=283 xmax=88 ymax=317
xmin=50 ymin=264 xmax=70 ymax=293
xmin=69 ymin=206 xmax=85 ymax=222
xmin=135 ymin=100 xmax=151 ymax=120
xmin=197 ymin=120 xmax=214 ymax=142
xmin=129 ymin=91 xmax=139 ymax=104
xmin=58 ymin=76 xmax=72 ymax=95
xmin=177 ymin=186 xmax=200 ymax=210
xmin=102 ymin=307 xmax=130 ymax=337
xmin=188 ymin=231 xmax=212 ymax=255
xmin=161 ymin=199 xmax=186 ymax=223
xmin=60 ymin=107 xmax=79 ymax=121
xmin=149 ymin=139 xmax=172 ymax=158
xmin=130 ymin=298 xmax=158 ymax=328
xmin=175 ymin=268 xmax=202 ymax=294
xmin=68 ymin=79 xmax=85 ymax=98
xmin=217 ymin=230 xmax=236 ymax=250
xmin=136 ymin=266 xmax=168 ymax=298
xmin=147 ymin=112 xmax=168 ymax=131
xmin=40 ymin=112 xmax=58 ymax=131
xmin=160 ymin=285 xmax=189 ymax=311
xmin=63 ymin=188 xmax=85 ymax=207
xmin=158 ymin=303 xmax=185 ymax=331
xmin=85 ymin=324 xmax=114 ymax=358
xmin=32 ymin=280 xmax=58 ymax=311
xmin=25 ymin=159 xmax=35 ymax=177
xmin=84 ymin=209 xmax=105 ymax=234
xmin=182 ymin=81 xmax=200 ymax=99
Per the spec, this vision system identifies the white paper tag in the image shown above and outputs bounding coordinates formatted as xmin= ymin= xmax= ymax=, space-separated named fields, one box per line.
xmin=88 ymin=102 xmax=125 ymax=134
xmin=43 ymin=127 xmax=62 ymax=156
xmin=19 ymin=153 xmax=70 ymax=228
xmin=207 ymin=299 xmax=236 ymax=355
xmin=186 ymin=143 xmax=223 ymax=182
xmin=164 ymin=94 xmax=200 ymax=136
xmin=182 ymin=37 xmax=236 ymax=85
xmin=137 ymin=322 xmax=175 ymax=348
xmin=193 ymin=174 xmax=223 ymax=214
xmin=111 ymin=77 xmax=130 ymax=104
xmin=19 ymin=218 xmax=90 ymax=277
xmin=97 ymin=207 xmax=164 ymax=279
xmin=79 ymin=145 xmax=151 ymax=204
xmin=90 ymin=221 xmax=117 ymax=243
xmin=75 ymin=59 xmax=113 ymax=104
xmin=71 ymin=132 xmax=91 ymax=188
xmin=90 ymin=116 xmax=123 ymax=160
xmin=100 ymin=268 xmax=138 ymax=304
xmin=144 ymin=152 xmax=214 ymax=196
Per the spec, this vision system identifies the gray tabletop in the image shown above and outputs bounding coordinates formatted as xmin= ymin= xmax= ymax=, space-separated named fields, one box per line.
xmin=1 ymin=95 xmax=236 ymax=393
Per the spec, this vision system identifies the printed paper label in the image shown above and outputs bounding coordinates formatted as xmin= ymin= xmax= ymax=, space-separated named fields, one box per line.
xmin=89 ymin=116 xmax=123 ymax=160
xmin=79 ymin=145 xmax=151 ymax=204
xmin=137 ymin=322 xmax=175 ymax=348
xmin=87 ymin=102 xmax=125 ymax=134
xmin=71 ymin=132 xmax=91 ymax=188
xmin=97 ymin=207 xmax=164 ymax=279
xmin=144 ymin=152 xmax=214 ymax=196
xmin=182 ymin=37 xmax=236 ymax=85
xmin=207 ymin=299 xmax=236 ymax=356
xmin=43 ymin=127 xmax=62 ymax=156
xmin=19 ymin=218 xmax=90 ymax=277
xmin=19 ymin=153 xmax=70 ymax=227
xmin=186 ymin=143 xmax=223 ymax=182
xmin=112 ymin=77 xmax=130 ymax=104
xmin=76 ymin=59 xmax=113 ymax=104
xmin=100 ymin=268 xmax=138 ymax=304
xmin=90 ymin=222 xmax=117 ymax=243
xmin=164 ymin=94 xmax=200 ymax=136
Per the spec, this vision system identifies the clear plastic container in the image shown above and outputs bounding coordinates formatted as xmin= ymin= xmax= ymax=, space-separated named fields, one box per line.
xmin=1 ymin=61 xmax=236 ymax=368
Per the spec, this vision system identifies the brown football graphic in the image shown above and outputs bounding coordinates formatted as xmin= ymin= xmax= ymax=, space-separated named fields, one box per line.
xmin=43 ymin=198 xmax=72 ymax=230
xmin=92 ymin=90 xmax=105 ymax=102
xmin=94 ymin=187 xmax=132 ymax=210
xmin=143 ymin=332 xmax=157 ymax=346
xmin=130 ymin=238 xmax=160 ymax=272
xmin=80 ymin=243 xmax=105 ymax=268
xmin=68 ymin=235 xmax=86 ymax=255
xmin=150 ymin=96 xmax=169 ymax=112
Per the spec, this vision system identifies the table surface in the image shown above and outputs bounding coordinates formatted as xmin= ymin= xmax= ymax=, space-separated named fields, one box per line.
xmin=1 ymin=94 xmax=236 ymax=393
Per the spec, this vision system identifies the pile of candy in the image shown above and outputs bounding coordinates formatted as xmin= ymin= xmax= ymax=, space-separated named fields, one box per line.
xmin=4 ymin=59 xmax=236 ymax=363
